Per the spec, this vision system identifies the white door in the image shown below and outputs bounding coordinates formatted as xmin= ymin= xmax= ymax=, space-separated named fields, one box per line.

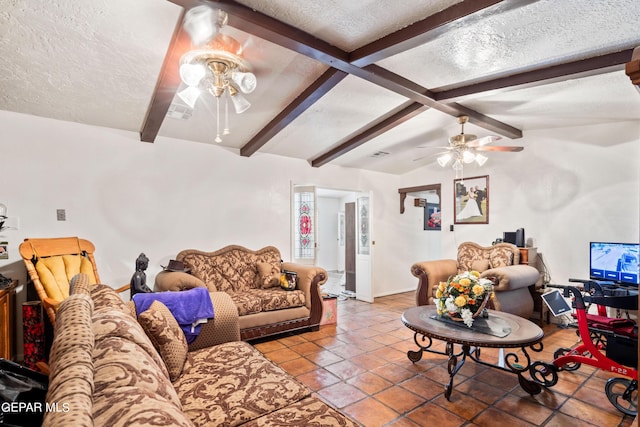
xmin=355 ymin=191 xmax=373 ymax=302
xmin=292 ymin=185 xmax=317 ymax=265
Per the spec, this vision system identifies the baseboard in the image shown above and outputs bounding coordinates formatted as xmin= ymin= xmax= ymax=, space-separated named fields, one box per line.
xmin=373 ymin=287 xmax=415 ymax=299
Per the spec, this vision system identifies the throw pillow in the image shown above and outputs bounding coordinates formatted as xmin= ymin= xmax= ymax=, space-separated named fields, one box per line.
xmin=138 ymin=300 xmax=188 ymax=382
xmin=154 ymin=271 xmax=210 ymax=291
xmin=256 ymin=262 xmax=280 ymax=288
xmin=471 ymin=259 xmax=490 ymax=273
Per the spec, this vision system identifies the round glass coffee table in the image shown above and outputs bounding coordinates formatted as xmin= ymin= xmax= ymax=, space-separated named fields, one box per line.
xmin=402 ymin=306 xmax=544 ymax=400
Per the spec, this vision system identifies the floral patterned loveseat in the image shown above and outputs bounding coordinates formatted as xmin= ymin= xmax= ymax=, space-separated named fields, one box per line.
xmin=411 ymin=242 xmax=541 ymax=318
xmin=155 ymin=245 xmax=328 ymax=340
xmin=43 ymin=274 xmax=356 ymax=427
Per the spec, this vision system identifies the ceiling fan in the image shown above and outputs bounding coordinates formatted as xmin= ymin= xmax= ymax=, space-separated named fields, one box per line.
xmin=436 ymin=115 xmax=524 ymax=173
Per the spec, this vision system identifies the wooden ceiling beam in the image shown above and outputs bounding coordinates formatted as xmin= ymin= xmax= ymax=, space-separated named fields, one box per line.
xmin=434 ymin=49 xmax=636 ymax=101
xmin=311 ymin=101 xmax=429 ymax=167
xmin=160 ymin=0 xmax=521 ymax=145
xmin=240 ymin=69 xmax=348 ymax=157
xmin=140 ymin=10 xmax=188 ymax=143
xmin=350 ymin=0 xmax=536 ymax=67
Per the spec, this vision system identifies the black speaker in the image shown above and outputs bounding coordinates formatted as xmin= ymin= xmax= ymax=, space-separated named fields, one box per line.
xmin=515 ymin=228 xmax=525 ymax=247
xmin=503 ymin=232 xmax=516 ymax=245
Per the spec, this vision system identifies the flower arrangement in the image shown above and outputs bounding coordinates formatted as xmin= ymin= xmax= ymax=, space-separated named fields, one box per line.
xmin=435 ymin=271 xmax=494 ymax=327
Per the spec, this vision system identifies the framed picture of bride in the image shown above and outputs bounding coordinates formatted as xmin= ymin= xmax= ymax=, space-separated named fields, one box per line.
xmin=454 ymin=175 xmax=489 ymax=224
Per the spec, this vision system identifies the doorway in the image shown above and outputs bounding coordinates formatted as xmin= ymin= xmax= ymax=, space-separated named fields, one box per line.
xmin=293 ymin=185 xmax=373 ymax=302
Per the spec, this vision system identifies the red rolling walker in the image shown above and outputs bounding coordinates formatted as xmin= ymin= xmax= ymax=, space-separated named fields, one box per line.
xmin=530 ymin=280 xmax=638 ymax=416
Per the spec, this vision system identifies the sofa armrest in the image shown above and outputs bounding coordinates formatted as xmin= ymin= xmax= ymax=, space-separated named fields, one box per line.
xmin=481 ymin=265 xmax=541 ymax=292
xmin=411 ymin=259 xmax=457 ymax=306
xmin=187 ymin=291 xmax=240 ymax=352
xmin=281 ymin=263 xmax=327 ymax=325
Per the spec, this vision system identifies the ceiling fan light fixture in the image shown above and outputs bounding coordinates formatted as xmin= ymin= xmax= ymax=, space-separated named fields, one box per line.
xmin=437 ymin=153 xmax=452 ymax=167
xmin=183 ymin=6 xmax=227 ymax=47
xmin=230 ymin=87 xmax=251 ymax=114
xmin=177 ymin=8 xmax=257 ymax=142
xmin=177 ymin=86 xmax=201 ymax=109
xmin=475 ymin=153 xmax=488 ymax=166
xmin=179 ymin=63 xmax=206 ymax=86
xmin=462 ymin=150 xmax=476 ymax=164
xmin=232 ymin=71 xmax=257 ymax=94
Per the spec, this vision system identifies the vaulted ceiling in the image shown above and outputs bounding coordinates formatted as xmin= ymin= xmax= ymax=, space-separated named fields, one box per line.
xmin=2 ymin=0 xmax=639 ymax=174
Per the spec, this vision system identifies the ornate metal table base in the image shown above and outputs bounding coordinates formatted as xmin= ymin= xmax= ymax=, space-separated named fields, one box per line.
xmin=408 ymin=332 xmax=544 ymax=400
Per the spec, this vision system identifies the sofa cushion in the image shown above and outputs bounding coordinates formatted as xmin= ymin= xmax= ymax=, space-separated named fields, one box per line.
xmin=241 ymin=396 xmax=359 ymax=427
xmin=138 ymin=300 xmax=189 ymax=382
xmin=256 ymin=262 xmax=281 ymax=288
xmin=250 ymin=288 xmax=306 ymax=312
xmin=471 ymin=259 xmax=491 ymax=273
xmin=93 ymin=386 xmax=194 ymax=427
xmin=155 ymin=271 xmax=210 ymax=292
xmin=228 ymin=292 xmax=263 ymax=316
xmin=91 ymin=283 xmax=132 ymax=315
xmin=174 ymin=341 xmax=310 ymax=427
xmin=489 ymin=246 xmax=516 ymax=268
xmin=92 ymin=308 xmax=170 ymax=380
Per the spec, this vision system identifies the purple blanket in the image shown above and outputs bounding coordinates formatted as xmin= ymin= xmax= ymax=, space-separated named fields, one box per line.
xmin=133 ymin=288 xmax=214 ymax=343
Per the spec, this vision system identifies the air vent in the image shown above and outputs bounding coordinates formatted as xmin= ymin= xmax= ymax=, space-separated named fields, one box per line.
xmin=370 ymin=151 xmax=390 ymax=158
xmin=166 ymin=103 xmax=193 ymax=120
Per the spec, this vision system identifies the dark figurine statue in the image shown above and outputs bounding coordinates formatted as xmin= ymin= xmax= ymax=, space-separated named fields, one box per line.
xmin=130 ymin=253 xmax=152 ymax=297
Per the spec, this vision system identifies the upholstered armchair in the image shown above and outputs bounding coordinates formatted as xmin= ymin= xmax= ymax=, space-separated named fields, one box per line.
xmin=411 ymin=242 xmax=541 ymax=319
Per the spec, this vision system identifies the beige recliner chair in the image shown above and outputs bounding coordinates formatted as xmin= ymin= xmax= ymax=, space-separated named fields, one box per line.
xmin=411 ymin=242 xmax=541 ymax=319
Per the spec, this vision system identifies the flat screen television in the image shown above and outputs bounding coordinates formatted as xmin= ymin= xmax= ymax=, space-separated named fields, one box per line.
xmin=590 ymin=242 xmax=639 ymax=286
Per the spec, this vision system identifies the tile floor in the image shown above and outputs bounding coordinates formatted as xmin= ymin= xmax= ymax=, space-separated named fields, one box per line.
xmin=253 ymin=292 xmax=637 ymax=427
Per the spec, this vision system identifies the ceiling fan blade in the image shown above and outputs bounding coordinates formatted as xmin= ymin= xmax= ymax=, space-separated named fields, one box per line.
xmin=466 ymin=135 xmax=502 ymax=147
xmin=475 ymin=146 xmax=524 ymax=152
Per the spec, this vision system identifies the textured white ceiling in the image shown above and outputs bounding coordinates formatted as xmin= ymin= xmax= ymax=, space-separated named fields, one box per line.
xmin=1 ymin=0 xmax=639 ymax=175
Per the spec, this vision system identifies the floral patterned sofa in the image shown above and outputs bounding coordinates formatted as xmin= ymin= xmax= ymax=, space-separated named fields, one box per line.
xmin=411 ymin=242 xmax=541 ymax=318
xmin=43 ymin=274 xmax=356 ymax=427
xmin=154 ymin=245 xmax=328 ymax=340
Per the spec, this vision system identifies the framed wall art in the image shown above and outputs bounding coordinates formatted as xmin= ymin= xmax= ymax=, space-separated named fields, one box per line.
xmin=423 ymin=203 xmax=441 ymax=230
xmin=454 ymin=175 xmax=489 ymax=224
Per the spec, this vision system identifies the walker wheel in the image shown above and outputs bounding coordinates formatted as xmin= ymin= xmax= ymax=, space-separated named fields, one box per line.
xmin=553 ymin=348 xmax=581 ymax=371
xmin=605 ymin=378 xmax=638 ymax=416
xmin=529 ymin=361 xmax=558 ymax=387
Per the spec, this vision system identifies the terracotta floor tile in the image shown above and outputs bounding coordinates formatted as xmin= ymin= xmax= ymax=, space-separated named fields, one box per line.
xmin=559 ymin=396 xmax=624 ymax=427
xmin=252 ymin=340 xmax=286 ymax=353
xmin=263 ymin=348 xmax=301 ymax=364
xmin=278 ymin=357 xmax=317 ymax=377
xmin=276 ymin=334 xmax=308 ymax=346
xmin=384 ymin=416 xmax=421 ymax=427
xmin=399 ymin=375 xmax=444 ymax=401
xmin=304 ymin=350 xmax=344 ymax=367
xmin=312 ymin=336 xmax=343 ymax=349
xmin=406 ymin=403 xmax=466 ymax=427
xmin=492 ymin=393 xmax=554 ymax=425
xmin=324 ymin=359 xmax=368 ymax=380
xmin=295 ymin=368 xmax=341 ymax=391
xmin=349 ymin=352 xmax=390 ymax=371
xmin=289 ymin=341 xmax=323 ymax=356
xmin=317 ymin=382 xmax=367 ymax=408
xmin=329 ymin=343 xmax=368 ymax=359
xmin=343 ymin=397 xmax=399 ymax=427
xmin=374 ymin=385 xmax=426 ymax=414
xmin=346 ymin=371 xmax=393 ymax=395
xmin=544 ymin=411 xmax=600 ymax=427
xmin=454 ymin=378 xmax=507 ymax=404
xmin=371 ymin=363 xmax=416 ymax=383
xmin=432 ymin=392 xmax=488 ymax=421
xmin=471 ymin=407 xmax=536 ymax=427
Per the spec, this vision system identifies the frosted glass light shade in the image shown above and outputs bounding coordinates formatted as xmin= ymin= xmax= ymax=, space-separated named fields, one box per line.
xmin=437 ymin=153 xmax=452 ymax=167
xmin=475 ymin=153 xmax=488 ymax=166
xmin=180 ymin=63 xmax=206 ymax=86
xmin=177 ymin=86 xmax=201 ymax=109
xmin=231 ymin=92 xmax=251 ymax=113
xmin=232 ymin=72 xmax=257 ymax=94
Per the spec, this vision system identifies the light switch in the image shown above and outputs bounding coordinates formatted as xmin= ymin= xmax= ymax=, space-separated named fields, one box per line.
xmin=57 ymin=209 xmax=66 ymax=221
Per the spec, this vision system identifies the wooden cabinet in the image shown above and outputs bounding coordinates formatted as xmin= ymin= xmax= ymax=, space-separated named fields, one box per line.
xmin=0 ymin=280 xmax=17 ymax=360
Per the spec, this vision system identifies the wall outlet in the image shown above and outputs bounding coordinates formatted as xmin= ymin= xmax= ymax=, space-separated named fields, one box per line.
xmin=56 ymin=209 xmax=66 ymax=221
xmin=450 ymin=224 xmax=454 ymax=232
